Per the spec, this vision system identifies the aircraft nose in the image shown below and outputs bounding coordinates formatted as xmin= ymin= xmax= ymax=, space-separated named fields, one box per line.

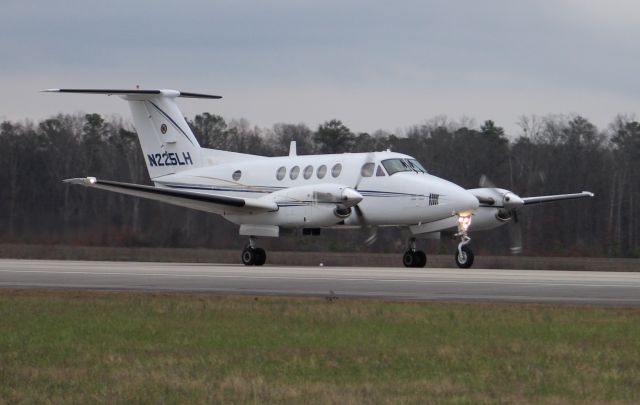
xmin=456 ymin=189 xmax=480 ymax=215
xmin=439 ymin=182 xmax=479 ymax=215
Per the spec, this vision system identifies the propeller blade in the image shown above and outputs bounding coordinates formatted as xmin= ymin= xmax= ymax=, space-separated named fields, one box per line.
xmin=355 ymin=152 xmax=376 ymax=190
xmin=508 ymin=211 xmax=523 ymax=254
xmin=364 ymin=229 xmax=378 ymax=246
xmin=479 ymin=174 xmax=497 ymax=189
xmin=354 ymin=204 xmax=377 ymax=245
xmin=353 ymin=205 xmax=367 ymax=227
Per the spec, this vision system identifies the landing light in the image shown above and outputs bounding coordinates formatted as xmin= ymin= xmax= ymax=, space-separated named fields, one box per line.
xmin=457 ymin=214 xmax=472 ymax=232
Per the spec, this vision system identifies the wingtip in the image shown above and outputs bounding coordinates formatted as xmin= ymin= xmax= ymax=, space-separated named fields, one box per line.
xmin=41 ymin=89 xmax=60 ymax=93
xmin=63 ymin=177 xmax=97 ymax=185
xmin=583 ymin=191 xmax=595 ymax=197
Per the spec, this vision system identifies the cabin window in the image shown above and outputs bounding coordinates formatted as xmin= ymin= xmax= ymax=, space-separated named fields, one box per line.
xmin=290 ymin=165 xmax=300 ymax=180
xmin=303 ymin=165 xmax=313 ymax=179
xmin=376 ymin=165 xmax=386 ymax=176
xmin=317 ymin=164 xmax=327 ymax=179
xmin=232 ymin=170 xmax=242 ymax=181
xmin=361 ymin=162 xmax=375 ymax=177
xmin=276 ymin=166 xmax=286 ymax=180
xmin=331 ymin=163 xmax=342 ymax=178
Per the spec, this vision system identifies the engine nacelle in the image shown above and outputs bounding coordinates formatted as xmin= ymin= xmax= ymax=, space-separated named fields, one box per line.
xmin=469 ymin=206 xmax=512 ymax=231
xmin=225 ymin=183 xmax=363 ymax=228
xmin=271 ymin=183 xmax=362 ymax=207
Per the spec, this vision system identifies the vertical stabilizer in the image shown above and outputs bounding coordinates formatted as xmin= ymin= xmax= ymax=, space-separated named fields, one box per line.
xmin=42 ymin=88 xmax=222 ymax=179
xmin=126 ymin=94 xmax=202 ymax=178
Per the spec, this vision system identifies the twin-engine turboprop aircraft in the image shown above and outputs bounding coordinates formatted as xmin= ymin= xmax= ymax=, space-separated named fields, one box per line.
xmin=44 ymin=89 xmax=594 ymax=267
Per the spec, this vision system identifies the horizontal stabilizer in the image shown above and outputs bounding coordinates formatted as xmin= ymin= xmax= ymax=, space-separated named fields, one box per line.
xmin=64 ymin=177 xmax=277 ymax=214
xmin=42 ymin=88 xmax=222 ymax=99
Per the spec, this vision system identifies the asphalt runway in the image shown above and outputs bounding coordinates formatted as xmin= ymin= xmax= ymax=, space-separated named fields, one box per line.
xmin=0 ymin=259 xmax=639 ymax=306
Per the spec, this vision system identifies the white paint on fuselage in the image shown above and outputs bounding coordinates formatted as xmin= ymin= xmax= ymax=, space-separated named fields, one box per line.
xmin=155 ymin=151 xmax=478 ymax=228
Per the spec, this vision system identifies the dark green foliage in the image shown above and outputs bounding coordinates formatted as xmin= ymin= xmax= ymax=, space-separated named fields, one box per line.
xmin=314 ymin=119 xmax=355 ymax=154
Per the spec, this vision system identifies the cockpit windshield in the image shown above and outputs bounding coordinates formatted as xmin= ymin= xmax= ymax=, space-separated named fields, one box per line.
xmin=382 ymin=158 xmax=428 ymax=175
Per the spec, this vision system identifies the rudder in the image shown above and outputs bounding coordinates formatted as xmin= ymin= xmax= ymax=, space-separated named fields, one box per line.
xmin=126 ymin=94 xmax=202 ymax=179
xmin=42 ymin=88 xmax=222 ymax=179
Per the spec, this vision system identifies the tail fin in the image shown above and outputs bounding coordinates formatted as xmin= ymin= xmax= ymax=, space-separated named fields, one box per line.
xmin=42 ymin=89 xmax=221 ymax=179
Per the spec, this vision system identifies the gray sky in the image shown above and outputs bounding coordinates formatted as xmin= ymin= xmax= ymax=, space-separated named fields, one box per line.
xmin=1 ymin=0 xmax=639 ymax=135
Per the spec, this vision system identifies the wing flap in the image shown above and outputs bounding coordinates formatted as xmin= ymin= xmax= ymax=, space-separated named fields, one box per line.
xmin=64 ymin=177 xmax=277 ymax=214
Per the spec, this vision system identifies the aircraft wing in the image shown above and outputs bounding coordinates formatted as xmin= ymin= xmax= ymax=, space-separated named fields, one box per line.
xmin=64 ymin=177 xmax=278 ymax=214
xmin=522 ymin=191 xmax=594 ymax=205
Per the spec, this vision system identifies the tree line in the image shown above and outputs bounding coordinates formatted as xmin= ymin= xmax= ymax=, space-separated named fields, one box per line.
xmin=0 ymin=112 xmax=638 ymax=257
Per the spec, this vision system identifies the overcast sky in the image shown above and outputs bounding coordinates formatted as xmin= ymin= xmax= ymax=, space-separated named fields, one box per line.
xmin=1 ymin=0 xmax=639 ymax=135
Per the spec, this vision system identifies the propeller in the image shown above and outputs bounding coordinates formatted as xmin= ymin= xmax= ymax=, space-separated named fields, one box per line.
xmin=314 ymin=188 xmax=362 ymax=208
xmin=353 ymin=153 xmax=377 ymax=245
xmin=354 ymin=152 xmax=376 ymax=190
xmin=478 ymin=175 xmax=524 ymax=254
xmin=508 ymin=211 xmax=523 ymax=254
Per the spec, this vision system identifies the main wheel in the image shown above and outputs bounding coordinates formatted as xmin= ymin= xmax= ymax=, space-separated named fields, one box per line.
xmin=254 ymin=248 xmax=266 ymax=266
xmin=402 ymin=250 xmax=416 ymax=267
xmin=241 ymin=247 xmax=256 ymax=266
xmin=415 ymin=250 xmax=427 ymax=268
xmin=455 ymin=245 xmax=474 ymax=268
xmin=403 ymin=250 xmax=426 ymax=268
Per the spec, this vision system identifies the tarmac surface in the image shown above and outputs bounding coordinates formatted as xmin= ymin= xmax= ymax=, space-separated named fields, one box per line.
xmin=1 ymin=259 xmax=639 ymax=306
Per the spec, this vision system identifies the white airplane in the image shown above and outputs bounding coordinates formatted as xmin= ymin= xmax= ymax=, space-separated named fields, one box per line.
xmin=44 ymin=88 xmax=594 ymax=268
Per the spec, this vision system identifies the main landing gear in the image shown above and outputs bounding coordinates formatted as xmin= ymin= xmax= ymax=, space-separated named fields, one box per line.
xmin=242 ymin=237 xmax=266 ymax=266
xmin=403 ymin=238 xmax=427 ymax=268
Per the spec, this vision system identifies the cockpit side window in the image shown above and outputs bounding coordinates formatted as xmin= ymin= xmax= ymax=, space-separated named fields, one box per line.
xmin=382 ymin=159 xmax=410 ymax=175
xmin=408 ymin=159 xmax=427 ymax=173
xmin=376 ymin=165 xmax=386 ymax=176
xmin=382 ymin=158 xmax=427 ymax=175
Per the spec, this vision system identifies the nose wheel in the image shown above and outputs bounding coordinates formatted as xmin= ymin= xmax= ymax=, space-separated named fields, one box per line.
xmin=402 ymin=238 xmax=427 ymax=268
xmin=455 ymin=243 xmax=474 ymax=268
xmin=242 ymin=237 xmax=267 ymax=266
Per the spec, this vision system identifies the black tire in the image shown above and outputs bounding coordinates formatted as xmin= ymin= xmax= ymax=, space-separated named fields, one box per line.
xmin=402 ymin=250 xmax=415 ymax=267
xmin=254 ymin=248 xmax=266 ymax=266
xmin=241 ymin=247 xmax=255 ymax=266
xmin=415 ymin=250 xmax=427 ymax=268
xmin=455 ymin=245 xmax=474 ymax=268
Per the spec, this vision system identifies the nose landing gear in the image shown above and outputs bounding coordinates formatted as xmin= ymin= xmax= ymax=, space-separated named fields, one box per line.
xmin=455 ymin=236 xmax=474 ymax=268
xmin=402 ymin=238 xmax=427 ymax=268
xmin=241 ymin=236 xmax=267 ymax=266
xmin=454 ymin=215 xmax=474 ymax=268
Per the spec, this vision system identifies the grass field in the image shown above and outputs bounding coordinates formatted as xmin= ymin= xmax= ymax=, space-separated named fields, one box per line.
xmin=1 ymin=290 xmax=639 ymax=404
